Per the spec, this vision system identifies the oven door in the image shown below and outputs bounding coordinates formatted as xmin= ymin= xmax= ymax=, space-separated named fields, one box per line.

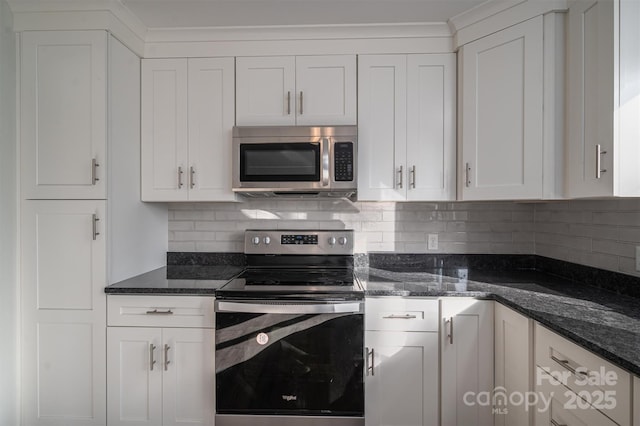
xmin=215 ymin=300 xmax=364 ymax=423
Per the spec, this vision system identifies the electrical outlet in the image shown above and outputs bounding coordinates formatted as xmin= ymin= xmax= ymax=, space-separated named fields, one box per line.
xmin=428 ymin=234 xmax=438 ymax=250
xmin=636 ymin=246 xmax=640 ymax=272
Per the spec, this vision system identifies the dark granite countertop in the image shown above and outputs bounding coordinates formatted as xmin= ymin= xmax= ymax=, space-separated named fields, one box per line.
xmin=104 ymin=253 xmax=640 ymax=376
xmin=104 ymin=265 xmax=243 ymax=294
xmin=360 ymin=267 xmax=640 ymax=376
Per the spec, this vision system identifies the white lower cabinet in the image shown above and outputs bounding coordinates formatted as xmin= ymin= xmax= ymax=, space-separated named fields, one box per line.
xmin=364 ymin=297 xmax=439 ymax=426
xmin=106 ymin=296 xmax=215 ymax=426
xmin=440 ymin=299 xmax=494 ymax=426
xmin=534 ymin=324 xmax=632 ymax=426
xmin=494 ymin=303 xmax=533 ymax=426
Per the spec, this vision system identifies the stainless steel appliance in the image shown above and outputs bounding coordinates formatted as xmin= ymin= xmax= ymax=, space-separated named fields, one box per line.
xmin=215 ymin=230 xmax=364 ymax=426
xmin=232 ymin=126 xmax=357 ymax=199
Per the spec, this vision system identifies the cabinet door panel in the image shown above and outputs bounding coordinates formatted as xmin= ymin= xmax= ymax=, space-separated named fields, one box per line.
xmin=407 ymin=54 xmax=456 ymax=201
xmin=566 ymin=0 xmax=615 ymax=197
xmin=494 ymin=303 xmax=532 ymax=426
xmin=21 ymin=31 xmax=106 ymax=199
xmin=141 ymin=59 xmax=189 ymax=201
xmin=162 ymin=329 xmax=215 ymax=426
xmin=22 ymin=200 xmax=106 ymax=310
xmin=295 ymin=55 xmax=356 ymax=125
xmin=365 ymin=330 xmax=438 ymax=426
xmin=107 ymin=328 xmax=163 ymax=426
xmin=236 ymin=56 xmax=295 ymax=126
xmin=358 ymin=55 xmax=407 ymax=201
xmin=441 ymin=299 xmax=494 ymax=426
xmin=460 ymin=17 xmax=543 ymax=200
xmin=187 ymin=58 xmax=237 ymax=201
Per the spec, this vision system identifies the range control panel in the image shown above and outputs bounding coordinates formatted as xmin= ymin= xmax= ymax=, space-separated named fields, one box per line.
xmin=245 ymin=230 xmax=354 ymax=255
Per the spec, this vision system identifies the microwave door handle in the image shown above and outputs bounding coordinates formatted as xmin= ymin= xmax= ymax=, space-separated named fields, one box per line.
xmin=322 ymin=138 xmax=330 ymax=187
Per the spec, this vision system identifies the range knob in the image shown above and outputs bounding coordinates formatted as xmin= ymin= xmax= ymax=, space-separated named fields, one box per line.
xmin=338 ymin=236 xmax=348 ymax=245
xmin=263 ymin=236 xmax=271 ymax=245
xmin=328 ymin=237 xmax=337 ymax=245
xmin=252 ymin=236 xmax=261 ymax=245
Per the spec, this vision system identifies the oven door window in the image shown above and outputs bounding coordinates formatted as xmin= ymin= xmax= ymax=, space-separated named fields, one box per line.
xmin=240 ymin=143 xmax=320 ymax=182
xmin=216 ymin=312 xmax=364 ymax=416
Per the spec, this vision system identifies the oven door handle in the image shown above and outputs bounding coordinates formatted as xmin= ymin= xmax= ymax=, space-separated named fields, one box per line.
xmin=216 ymin=301 xmax=363 ymax=314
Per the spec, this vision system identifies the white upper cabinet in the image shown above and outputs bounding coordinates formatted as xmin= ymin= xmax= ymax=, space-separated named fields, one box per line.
xmin=236 ymin=55 xmax=356 ymax=126
xmin=566 ymin=0 xmax=640 ymax=197
xmin=459 ymin=14 xmax=565 ymax=201
xmin=142 ymin=57 xmax=236 ymax=202
xmin=459 ymin=16 xmax=544 ymax=200
xmin=21 ymin=31 xmax=107 ymax=199
xmin=358 ymin=54 xmax=456 ymax=201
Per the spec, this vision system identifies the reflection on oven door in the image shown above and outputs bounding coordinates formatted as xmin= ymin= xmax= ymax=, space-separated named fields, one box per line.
xmin=216 ymin=312 xmax=364 ymax=417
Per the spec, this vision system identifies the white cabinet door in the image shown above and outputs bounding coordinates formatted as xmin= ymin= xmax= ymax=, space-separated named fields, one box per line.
xmin=460 ymin=16 xmax=544 ymax=200
xmin=107 ymin=327 xmax=163 ymax=426
xmin=494 ymin=303 xmax=532 ymax=426
xmin=295 ymin=55 xmax=356 ymax=125
xmin=365 ymin=331 xmax=439 ymax=426
xmin=358 ymin=55 xmax=407 ymax=201
xmin=441 ymin=299 xmax=494 ymax=426
xmin=634 ymin=376 xmax=640 ymax=426
xmin=236 ymin=56 xmax=296 ymax=126
xmin=187 ymin=58 xmax=237 ymax=201
xmin=141 ymin=59 xmax=189 ymax=201
xmin=406 ymin=54 xmax=456 ymax=201
xmin=162 ymin=329 xmax=215 ymax=426
xmin=21 ymin=200 xmax=106 ymax=426
xmin=21 ymin=31 xmax=106 ymax=199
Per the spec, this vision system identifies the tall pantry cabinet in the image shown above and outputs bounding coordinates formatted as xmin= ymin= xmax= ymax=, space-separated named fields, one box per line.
xmin=19 ymin=31 xmax=167 ymax=426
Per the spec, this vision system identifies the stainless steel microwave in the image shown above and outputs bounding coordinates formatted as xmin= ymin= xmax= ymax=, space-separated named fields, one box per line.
xmin=232 ymin=125 xmax=357 ymax=199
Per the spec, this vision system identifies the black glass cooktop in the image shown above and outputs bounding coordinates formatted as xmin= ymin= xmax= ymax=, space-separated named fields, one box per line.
xmin=218 ymin=267 xmax=363 ymax=298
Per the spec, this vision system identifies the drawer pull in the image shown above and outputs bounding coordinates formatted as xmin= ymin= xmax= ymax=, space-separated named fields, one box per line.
xmin=550 ymin=355 xmax=589 ymax=377
xmin=146 ymin=309 xmax=174 ymax=315
xmin=383 ymin=314 xmax=418 ymax=319
xmin=550 ymin=419 xmax=567 ymax=426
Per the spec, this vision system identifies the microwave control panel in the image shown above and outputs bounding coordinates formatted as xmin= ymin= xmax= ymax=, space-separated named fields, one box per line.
xmin=334 ymin=142 xmax=354 ymax=182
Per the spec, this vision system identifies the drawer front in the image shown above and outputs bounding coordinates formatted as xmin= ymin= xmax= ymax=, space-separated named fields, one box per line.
xmin=535 ymin=324 xmax=631 ymax=426
xmin=365 ymin=297 xmax=438 ymax=331
xmin=535 ymin=367 xmax=619 ymax=426
xmin=107 ymin=295 xmax=215 ymax=328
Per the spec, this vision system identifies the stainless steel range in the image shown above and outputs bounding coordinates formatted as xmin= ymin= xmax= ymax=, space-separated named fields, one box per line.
xmin=215 ymin=230 xmax=364 ymax=426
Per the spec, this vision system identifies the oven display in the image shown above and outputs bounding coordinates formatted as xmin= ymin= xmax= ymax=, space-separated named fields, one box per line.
xmin=281 ymin=234 xmax=318 ymax=245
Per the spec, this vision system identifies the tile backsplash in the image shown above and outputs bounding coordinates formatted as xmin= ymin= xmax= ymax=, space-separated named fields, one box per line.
xmin=534 ymin=199 xmax=640 ymax=278
xmin=169 ymin=200 xmax=535 ymax=254
xmin=169 ymin=198 xmax=640 ymax=278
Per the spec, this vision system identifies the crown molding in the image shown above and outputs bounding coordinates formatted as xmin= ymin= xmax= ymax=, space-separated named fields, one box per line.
xmin=8 ymin=0 xmax=146 ymax=56
xmin=144 ymin=22 xmax=452 ymax=43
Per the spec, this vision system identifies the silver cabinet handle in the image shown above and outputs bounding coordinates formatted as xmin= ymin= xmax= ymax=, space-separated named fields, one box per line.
xmin=149 ymin=343 xmax=157 ymax=371
xmin=164 ymin=344 xmax=171 ymax=371
xmin=446 ymin=317 xmax=454 ymax=344
xmin=366 ymin=347 xmax=375 ymax=376
xmin=190 ymin=166 xmax=196 ymax=189
xmin=287 ymin=91 xmax=291 ymax=115
xmin=92 ymin=214 xmax=100 ymax=240
xmin=550 ymin=420 xmax=567 ymax=426
xmin=596 ymin=144 xmax=607 ymax=179
xmin=396 ymin=165 xmax=403 ymax=189
xmin=145 ymin=309 xmax=174 ymax=315
xmin=178 ymin=166 xmax=184 ymax=188
xmin=410 ymin=165 xmax=416 ymax=189
xmin=383 ymin=314 xmax=417 ymax=319
xmin=321 ymin=138 xmax=330 ymax=187
xmin=300 ymin=91 xmax=304 ymax=115
xmin=550 ymin=355 xmax=589 ymax=378
xmin=91 ymin=158 xmax=100 ymax=185
xmin=465 ymin=163 xmax=471 ymax=187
